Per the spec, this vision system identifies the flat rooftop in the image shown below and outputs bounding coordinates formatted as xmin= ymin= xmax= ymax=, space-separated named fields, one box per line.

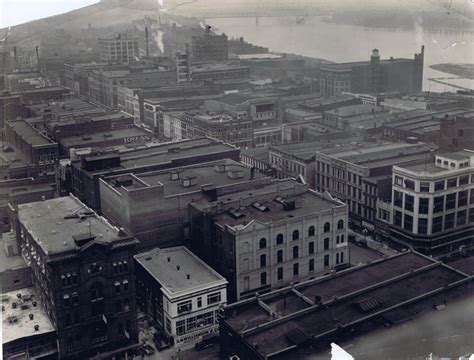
xmin=134 ymin=246 xmax=227 ymax=298
xmin=60 ymin=127 xmax=150 ymax=148
xmin=8 ymin=120 xmax=53 ymax=146
xmin=223 ymin=251 xmax=472 ymax=358
xmin=0 ymin=233 xmax=28 ymax=273
xmin=212 ymin=184 xmax=343 ymax=228
xmin=324 ymin=104 xmax=386 ymax=117
xmin=27 ymin=98 xmax=105 ymax=119
xmin=73 ymin=138 xmax=237 ymax=175
xmin=2 ymin=287 xmax=56 ymax=344
xmin=134 ymin=160 xmax=267 ymax=196
xmin=17 ymin=196 xmax=130 ymax=256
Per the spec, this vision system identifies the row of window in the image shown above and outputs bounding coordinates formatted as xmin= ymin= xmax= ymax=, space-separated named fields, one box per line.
xmin=257 ymin=237 xmax=346 ymax=268
xmin=259 ymin=221 xmax=344 ymax=249
xmin=175 ymin=310 xmax=217 ymax=336
xmin=177 ymin=292 xmax=221 ymax=315
xmin=394 ymin=190 xmax=473 ymax=213
xmin=395 ymin=174 xmax=472 ymax=192
xmin=257 ymin=253 xmax=342 ymax=286
xmin=394 ymin=209 xmax=473 ymax=234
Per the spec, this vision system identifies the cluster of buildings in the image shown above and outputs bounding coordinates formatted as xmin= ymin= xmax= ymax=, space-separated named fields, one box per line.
xmin=1 ymin=14 xmax=473 ymax=360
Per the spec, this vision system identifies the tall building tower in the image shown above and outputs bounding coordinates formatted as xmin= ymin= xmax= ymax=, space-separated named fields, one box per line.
xmin=369 ymin=48 xmax=384 ymax=93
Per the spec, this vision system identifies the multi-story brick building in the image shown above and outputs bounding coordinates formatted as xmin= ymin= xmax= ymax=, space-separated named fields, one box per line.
xmin=385 ymin=150 xmax=474 ymax=257
xmin=191 ymin=26 xmax=228 ymax=63
xmin=320 ymin=47 xmax=424 ymax=97
xmin=189 ymin=179 xmax=349 ymax=302
xmin=17 ymin=196 xmax=140 ymax=359
xmin=98 ymin=34 xmax=139 ymax=63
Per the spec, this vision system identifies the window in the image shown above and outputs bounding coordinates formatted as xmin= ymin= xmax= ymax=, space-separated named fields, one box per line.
xmin=324 ymin=255 xmax=330 ymax=267
xmin=432 ymin=216 xmax=443 ymax=233
xmin=340 ymin=235 xmax=345 ymax=243
xmin=447 ymin=178 xmax=457 ymax=188
xmin=324 ymin=222 xmax=331 ymax=233
xmin=293 ymin=246 xmax=299 ymax=259
xmin=446 ymin=193 xmax=456 ymax=210
xmin=434 ymin=196 xmax=444 ymax=213
xmin=276 ymin=233 xmax=284 ymax=245
xmin=404 ymin=214 xmax=413 ymax=232
xmin=394 ymin=211 xmax=402 ymax=227
xmin=309 ymin=259 xmax=315 ymax=272
xmin=292 ymin=230 xmax=300 ymax=241
xmin=197 ymin=297 xmax=202 ymax=308
xmin=457 ymin=210 xmax=467 ymax=226
xmin=177 ymin=300 xmax=192 ymax=314
xmin=207 ymin=292 xmax=221 ymax=305
xmin=260 ymin=272 xmax=267 ymax=286
xmin=405 ymin=194 xmax=414 ymax=212
xmin=277 ymin=267 xmax=283 ymax=281
xmin=176 ymin=320 xmax=186 ymax=336
xmin=308 ymin=242 xmax=315 ymax=254
xmin=434 ymin=180 xmax=445 ymax=191
xmin=293 ymin=263 xmax=299 ymax=277
xmin=336 ymin=235 xmax=340 ymax=244
xmin=337 ymin=219 xmax=344 ymax=230
xmin=336 ymin=253 xmax=340 ymax=264
xmin=420 ymin=182 xmax=430 ymax=192
xmin=277 ymin=250 xmax=283 ymax=263
xmin=340 ymin=251 xmax=344 ymax=263
xmin=259 ymin=238 xmax=267 ymax=249
xmin=122 ymin=279 xmax=129 ymax=292
xmin=90 ymin=283 xmax=103 ymax=301
xmin=445 ymin=213 xmax=455 ymax=229
xmin=324 ymin=238 xmax=330 ymax=250
xmin=395 ymin=175 xmax=403 ymax=185
xmin=458 ymin=190 xmax=468 ymax=207
xmin=260 ymin=254 xmax=267 ymax=268
xmin=394 ymin=191 xmax=403 ymax=207
xmin=419 ymin=198 xmax=429 ymax=214
xmin=418 ymin=218 xmax=428 ymax=234
xmin=459 ymin=175 xmax=469 ymax=186
xmin=404 ymin=179 xmax=415 ymax=190
xmin=308 ymin=226 xmax=315 ymax=237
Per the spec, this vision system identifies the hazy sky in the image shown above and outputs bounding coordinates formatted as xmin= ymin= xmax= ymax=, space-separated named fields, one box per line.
xmin=0 ymin=0 xmax=99 ymax=28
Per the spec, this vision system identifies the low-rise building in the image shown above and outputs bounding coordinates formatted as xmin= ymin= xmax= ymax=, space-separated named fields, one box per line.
xmin=98 ymin=34 xmax=139 ymax=63
xmin=17 ymin=196 xmax=140 ymax=359
xmin=190 ymin=179 xmax=349 ymax=302
xmin=2 ymin=287 xmax=58 ymax=360
xmin=439 ymin=114 xmax=474 ymax=152
xmin=220 ymin=251 xmax=472 ymax=359
xmin=314 ymin=139 xmax=438 ymax=231
xmin=191 ymin=63 xmax=250 ymax=83
xmin=65 ymin=138 xmax=240 ymax=210
xmin=384 ymin=150 xmax=474 ymax=257
xmin=134 ymin=247 xmax=227 ymax=347
xmin=321 ymin=104 xmax=389 ymax=130
xmin=100 ymin=160 xmax=270 ymax=250
xmin=191 ymin=27 xmax=228 ymax=63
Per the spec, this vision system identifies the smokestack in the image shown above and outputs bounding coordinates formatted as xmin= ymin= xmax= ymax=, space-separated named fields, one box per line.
xmin=145 ymin=27 xmax=150 ymax=57
xmin=35 ymin=45 xmax=40 ymax=64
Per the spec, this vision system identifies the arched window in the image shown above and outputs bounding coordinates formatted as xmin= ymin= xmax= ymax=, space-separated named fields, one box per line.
xmin=277 ymin=250 xmax=283 ymax=263
xmin=259 ymin=238 xmax=267 ymax=249
xmin=276 ymin=233 xmax=284 ymax=245
xmin=293 ymin=246 xmax=299 ymax=259
xmin=308 ymin=242 xmax=314 ymax=254
xmin=324 ymin=222 xmax=331 ymax=233
xmin=292 ymin=230 xmax=300 ymax=241
xmin=260 ymin=254 xmax=266 ymax=268
xmin=337 ymin=219 xmax=344 ymax=230
xmin=308 ymin=226 xmax=315 ymax=237
xmin=242 ymin=241 xmax=250 ymax=253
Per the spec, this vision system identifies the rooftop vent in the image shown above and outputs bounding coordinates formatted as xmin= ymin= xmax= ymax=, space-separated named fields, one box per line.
xmin=34 ymin=324 xmax=39 ymax=331
xmin=214 ymin=163 xmax=229 ymax=173
xmin=251 ymin=202 xmax=269 ymax=212
xmin=29 ymin=313 xmax=34 ymax=320
xmin=145 ymin=256 xmax=152 ymax=261
xmin=114 ymin=178 xmax=133 ymax=187
xmin=186 ymin=273 xmax=191 ymax=279
xmin=176 ymin=265 xmax=180 ymax=271
xmin=82 ymin=135 xmax=92 ymax=141
xmin=227 ymin=208 xmax=245 ymax=219
xmin=103 ymin=133 xmax=113 ymax=138
xmin=168 ymin=147 xmax=180 ymax=153
xmin=167 ymin=257 xmax=171 ymax=262
xmin=227 ymin=169 xmax=244 ymax=179
xmin=181 ymin=175 xmax=197 ymax=188
xmin=169 ymin=169 xmax=184 ymax=181
xmin=355 ymin=297 xmax=380 ymax=312
xmin=72 ymin=233 xmax=95 ymax=247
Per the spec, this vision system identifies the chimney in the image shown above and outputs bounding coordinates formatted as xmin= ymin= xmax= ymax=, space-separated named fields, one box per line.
xmin=167 ymin=256 xmax=171 ymax=262
xmin=176 ymin=265 xmax=180 ymax=271
xmin=186 ymin=273 xmax=191 ymax=279
xmin=34 ymin=325 xmax=39 ymax=331
xmin=29 ymin=313 xmax=34 ymax=320
xmin=145 ymin=27 xmax=150 ymax=57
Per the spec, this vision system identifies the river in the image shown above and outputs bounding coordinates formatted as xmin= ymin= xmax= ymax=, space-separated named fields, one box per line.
xmin=207 ymin=16 xmax=474 ymax=92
